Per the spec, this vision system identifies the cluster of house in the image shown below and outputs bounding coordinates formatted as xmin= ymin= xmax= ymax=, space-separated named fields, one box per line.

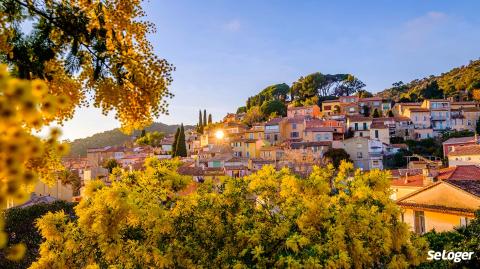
xmin=15 ymin=96 xmax=480 ymax=236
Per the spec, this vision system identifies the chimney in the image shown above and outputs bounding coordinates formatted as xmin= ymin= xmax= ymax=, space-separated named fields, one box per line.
xmin=422 ymin=165 xmax=438 ymax=186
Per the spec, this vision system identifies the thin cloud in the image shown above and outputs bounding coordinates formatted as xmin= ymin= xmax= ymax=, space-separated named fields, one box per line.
xmin=223 ymin=19 xmax=241 ymax=32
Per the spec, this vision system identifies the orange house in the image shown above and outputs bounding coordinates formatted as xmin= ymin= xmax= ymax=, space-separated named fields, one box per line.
xmin=287 ymin=105 xmax=321 ymax=118
xmin=397 ymin=180 xmax=480 ymax=234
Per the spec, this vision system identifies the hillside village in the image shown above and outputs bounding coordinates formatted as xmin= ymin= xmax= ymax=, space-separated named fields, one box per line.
xmin=20 ymin=94 xmax=480 ymax=236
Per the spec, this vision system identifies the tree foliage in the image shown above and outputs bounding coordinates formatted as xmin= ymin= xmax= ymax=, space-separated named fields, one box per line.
xmin=323 ymin=148 xmax=351 ymax=168
xmin=260 ymin=99 xmax=287 ymax=118
xmin=243 ymin=106 xmax=265 ymax=126
xmin=418 ymin=210 xmax=480 ymax=268
xmin=377 ymin=60 xmax=480 ymax=102
xmin=174 ymin=124 xmax=187 ymax=157
xmin=30 ymin=161 xmax=427 ymax=268
xmin=246 ymin=83 xmax=289 ymax=110
xmin=0 ymin=66 xmax=68 ymax=255
xmin=135 ymin=131 xmax=165 ymax=147
xmin=0 ymin=201 xmax=76 ymax=269
xmin=102 ymin=158 xmax=120 ymax=174
xmin=0 ymin=0 xmax=174 ymax=132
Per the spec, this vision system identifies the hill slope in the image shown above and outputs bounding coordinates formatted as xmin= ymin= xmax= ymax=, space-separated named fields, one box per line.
xmin=376 ymin=59 xmax=480 ymax=101
xmin=67 ymin=122 xmax=194 ymax=156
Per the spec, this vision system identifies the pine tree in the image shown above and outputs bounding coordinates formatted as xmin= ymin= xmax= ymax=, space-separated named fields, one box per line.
xmin=203 ymin=110 xmax=207 ymax=127
xmin=172 ymin=127 xmax=180 ymax=157
xmin=175 ymin=124 xmax=187 ymax=157
xmin=387 ymin=110 xmax=394 ymax=117
xmin=372 ymin=108 xmax=380 ymax=118
xmin=208 ymin=114 xmax=212 ymax=124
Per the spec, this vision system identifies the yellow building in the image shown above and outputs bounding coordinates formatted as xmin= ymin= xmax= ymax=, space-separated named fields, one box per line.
xmin=397 ymin=180 xmax=480 ymax=234
xmin=321 ymin=100 xmax=341 ymax=116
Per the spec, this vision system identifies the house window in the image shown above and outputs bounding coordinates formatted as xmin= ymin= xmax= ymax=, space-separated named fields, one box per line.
xmin=316 ymin=134 xmax=322 ymax=141
xmin=363 ymin=122 xmax=367 ymax=130
xmin=324 ymin=105 xmax=331 ymax=110
xmin=414 ymin=211 xmax=426 ymax=234
xmin=354 ymin=123 xmax=359 ymax=131
xmin=291 ymin=132 xmax=299 ymax=138
xmin=460 ymin=217 xmax=470 ymax=227
xmin=292 ymin=123 xmax=297 ymax=130
xmin=274 ymin=134 xmax=278 ymax=141
xmin=357 ymin=152 xmax=363 ymax=158
xmin=266 ymin=134 xmax=270 ymax=140
xmin=349 ymin=107 xmax=355 ymax=112
xmin=375 ymin=130 xmax=379 ymax=139
xmin=359 ymin=132 xmax=363 ymax=137
xmin=372 ymin=160 xmax=379 ymax=166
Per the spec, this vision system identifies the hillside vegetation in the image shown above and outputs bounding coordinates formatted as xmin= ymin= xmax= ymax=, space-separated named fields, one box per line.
xmin=67 ymin=123 xmax=194 ymax=156
xmin=377 ymin=59 xmax=480 ymax=101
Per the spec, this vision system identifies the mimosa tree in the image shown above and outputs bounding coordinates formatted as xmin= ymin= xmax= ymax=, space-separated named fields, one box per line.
xmin=0 ymin=0 xmax=174 ymax=259
xmin=31 ymin=160 xmax=428 ymax=268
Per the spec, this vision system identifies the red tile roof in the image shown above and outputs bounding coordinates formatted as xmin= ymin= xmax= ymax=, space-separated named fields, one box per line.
xmin=446 ymin=180 xmax=480 ymax=197
xmin=448 ymin=145 xmax=480 ymax=156
xmin=370 ymin=122 xmax=388 ymax=129
xmin=304 ymin=127 xmax=335 ymax=132
xmin=437 ymin=165 xmax=480 ymax=181
xmin=443 ymin=136 xmax=477 ymax=145
xmin=346 ymin=115 xmax=372 ymax=122
xmin=390 ymin=174 xmax=425 ymax=187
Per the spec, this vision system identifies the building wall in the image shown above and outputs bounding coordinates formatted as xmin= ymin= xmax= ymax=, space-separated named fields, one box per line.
xmin=281 ymin=121 xmax=305 ymax=140
xmin=390 ymin=186 xmax=422 ymax=201
xmin=448 ymin=154 xmax=480 ymax=166
xmin=370 ymin=128 xmax=389 ymax=144
xmin=34 ymin=180 xmax=74 ymax=201
xmin=402 ymin=208 xmax=469 ymax=233
xmin=303 ymin=131 xmax=333 ymax=142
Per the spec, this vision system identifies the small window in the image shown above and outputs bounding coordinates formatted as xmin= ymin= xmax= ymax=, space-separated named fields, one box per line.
xmin=375 ymin=130 xmax=379 ymax=138
xmin=414 ymin=211 xmax=426 ymax=234
xmin=357 ymin=152 xmax=363 ymax=158
xmin=292 ymin=123 xmax=297 ymax=130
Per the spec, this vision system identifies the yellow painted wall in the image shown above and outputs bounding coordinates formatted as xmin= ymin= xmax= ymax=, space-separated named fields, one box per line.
xmin=402 ymin=208 xmax=470 ymax=233
xmin=390 ymin=186 xmax=422 ymax=201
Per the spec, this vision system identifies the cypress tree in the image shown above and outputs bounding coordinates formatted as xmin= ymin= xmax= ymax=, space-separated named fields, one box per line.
xmin=372 ymin=108 xmax=380 ymax=118
xmin=172 ymin=127 xmax=180 ymax=157
xmin=208 ymin=114 xmax=212 ymax=124
xmin=198 ymin=110 xmax=203 ymax=127
xmin=203 ymin=109 xmax=207 ymax=127
xmin=175 ymin=124 xmax=187 ymax=157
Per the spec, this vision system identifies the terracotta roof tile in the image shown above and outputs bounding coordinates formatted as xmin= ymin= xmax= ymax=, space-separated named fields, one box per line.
xmin=437 ymin=165 xmax=480 ymax=181
xmin=346 ymin=115 xmax=372 ymax=122
xmin=390 ymin=174 xmax=425 ymax=187
xmin=448 ymin=145 xmax=480 ymax=156
xmin=443 ymin=136 xmax=477 ymax=145
xmin=446 ymin=179 xmax=480 ymax=197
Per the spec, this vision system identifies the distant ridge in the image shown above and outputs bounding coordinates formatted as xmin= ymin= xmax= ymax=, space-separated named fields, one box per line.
xmin=67 ymin=122 xmax=195 ymax=156
xmin=376 ymin=59 xmax=480 ymax=101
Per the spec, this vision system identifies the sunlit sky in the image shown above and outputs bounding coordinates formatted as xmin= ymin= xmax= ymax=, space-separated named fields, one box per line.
xmin=57 ymin=0 xmax=480 ymax=140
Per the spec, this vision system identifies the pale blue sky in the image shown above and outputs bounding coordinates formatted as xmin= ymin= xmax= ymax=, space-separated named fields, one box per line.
xmin=59 ymin=0 xmax=480 ymax=140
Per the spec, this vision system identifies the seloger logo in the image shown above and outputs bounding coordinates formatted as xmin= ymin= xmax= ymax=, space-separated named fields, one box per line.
xmin=427 ymin=250 xmax=475 ymax=263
